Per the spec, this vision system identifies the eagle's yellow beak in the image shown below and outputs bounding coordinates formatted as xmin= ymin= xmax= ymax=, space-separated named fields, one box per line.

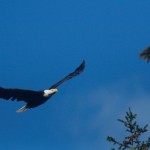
xmin=53 ymin=89 xmax=58 ymax=93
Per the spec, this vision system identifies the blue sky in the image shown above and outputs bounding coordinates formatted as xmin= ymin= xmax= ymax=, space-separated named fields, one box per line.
xmin=0 ymin=0 xmax=150 ymax=149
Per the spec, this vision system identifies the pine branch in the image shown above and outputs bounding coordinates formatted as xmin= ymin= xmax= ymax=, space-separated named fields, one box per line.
xmin=107 ymin=108 xmax=150 ymax=150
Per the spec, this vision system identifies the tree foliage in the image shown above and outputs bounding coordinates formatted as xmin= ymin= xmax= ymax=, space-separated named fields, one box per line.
xmin=107 ymin=108 xmax=150 ymax=150
xmin=140 ymin=46 xmax=150 ymax=62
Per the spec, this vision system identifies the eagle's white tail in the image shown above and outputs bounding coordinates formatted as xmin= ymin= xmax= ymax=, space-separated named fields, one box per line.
xmin=16 ymin=105 xmax=28 ymax=113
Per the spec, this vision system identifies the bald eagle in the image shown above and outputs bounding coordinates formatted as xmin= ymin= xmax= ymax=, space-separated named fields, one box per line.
xmin=140 ymin=46 xmax=150 ymax=62
xmin=0 ymin=60 xmax=85 ymax=112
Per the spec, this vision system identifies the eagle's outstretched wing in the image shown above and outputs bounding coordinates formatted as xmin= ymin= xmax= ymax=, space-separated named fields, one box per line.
xmin=140 ymin=46 xmax=150 ymax=62
xmin=50 ymin=60 xmax=85 ymax=89
xmin=0 ymin=87 xmax=39 ymax=103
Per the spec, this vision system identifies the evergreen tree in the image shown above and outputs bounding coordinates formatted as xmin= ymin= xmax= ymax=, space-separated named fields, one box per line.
xmin=107 ymin=108 xmax=150 ymax=150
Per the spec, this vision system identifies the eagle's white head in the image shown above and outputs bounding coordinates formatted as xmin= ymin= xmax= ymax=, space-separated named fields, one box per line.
xmin=43 ymin=89 xmax=58 ymax=97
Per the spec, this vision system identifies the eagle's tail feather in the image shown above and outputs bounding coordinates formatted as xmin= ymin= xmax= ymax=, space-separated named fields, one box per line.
xmin=16 ymin=105 xmax=28 ymax=113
